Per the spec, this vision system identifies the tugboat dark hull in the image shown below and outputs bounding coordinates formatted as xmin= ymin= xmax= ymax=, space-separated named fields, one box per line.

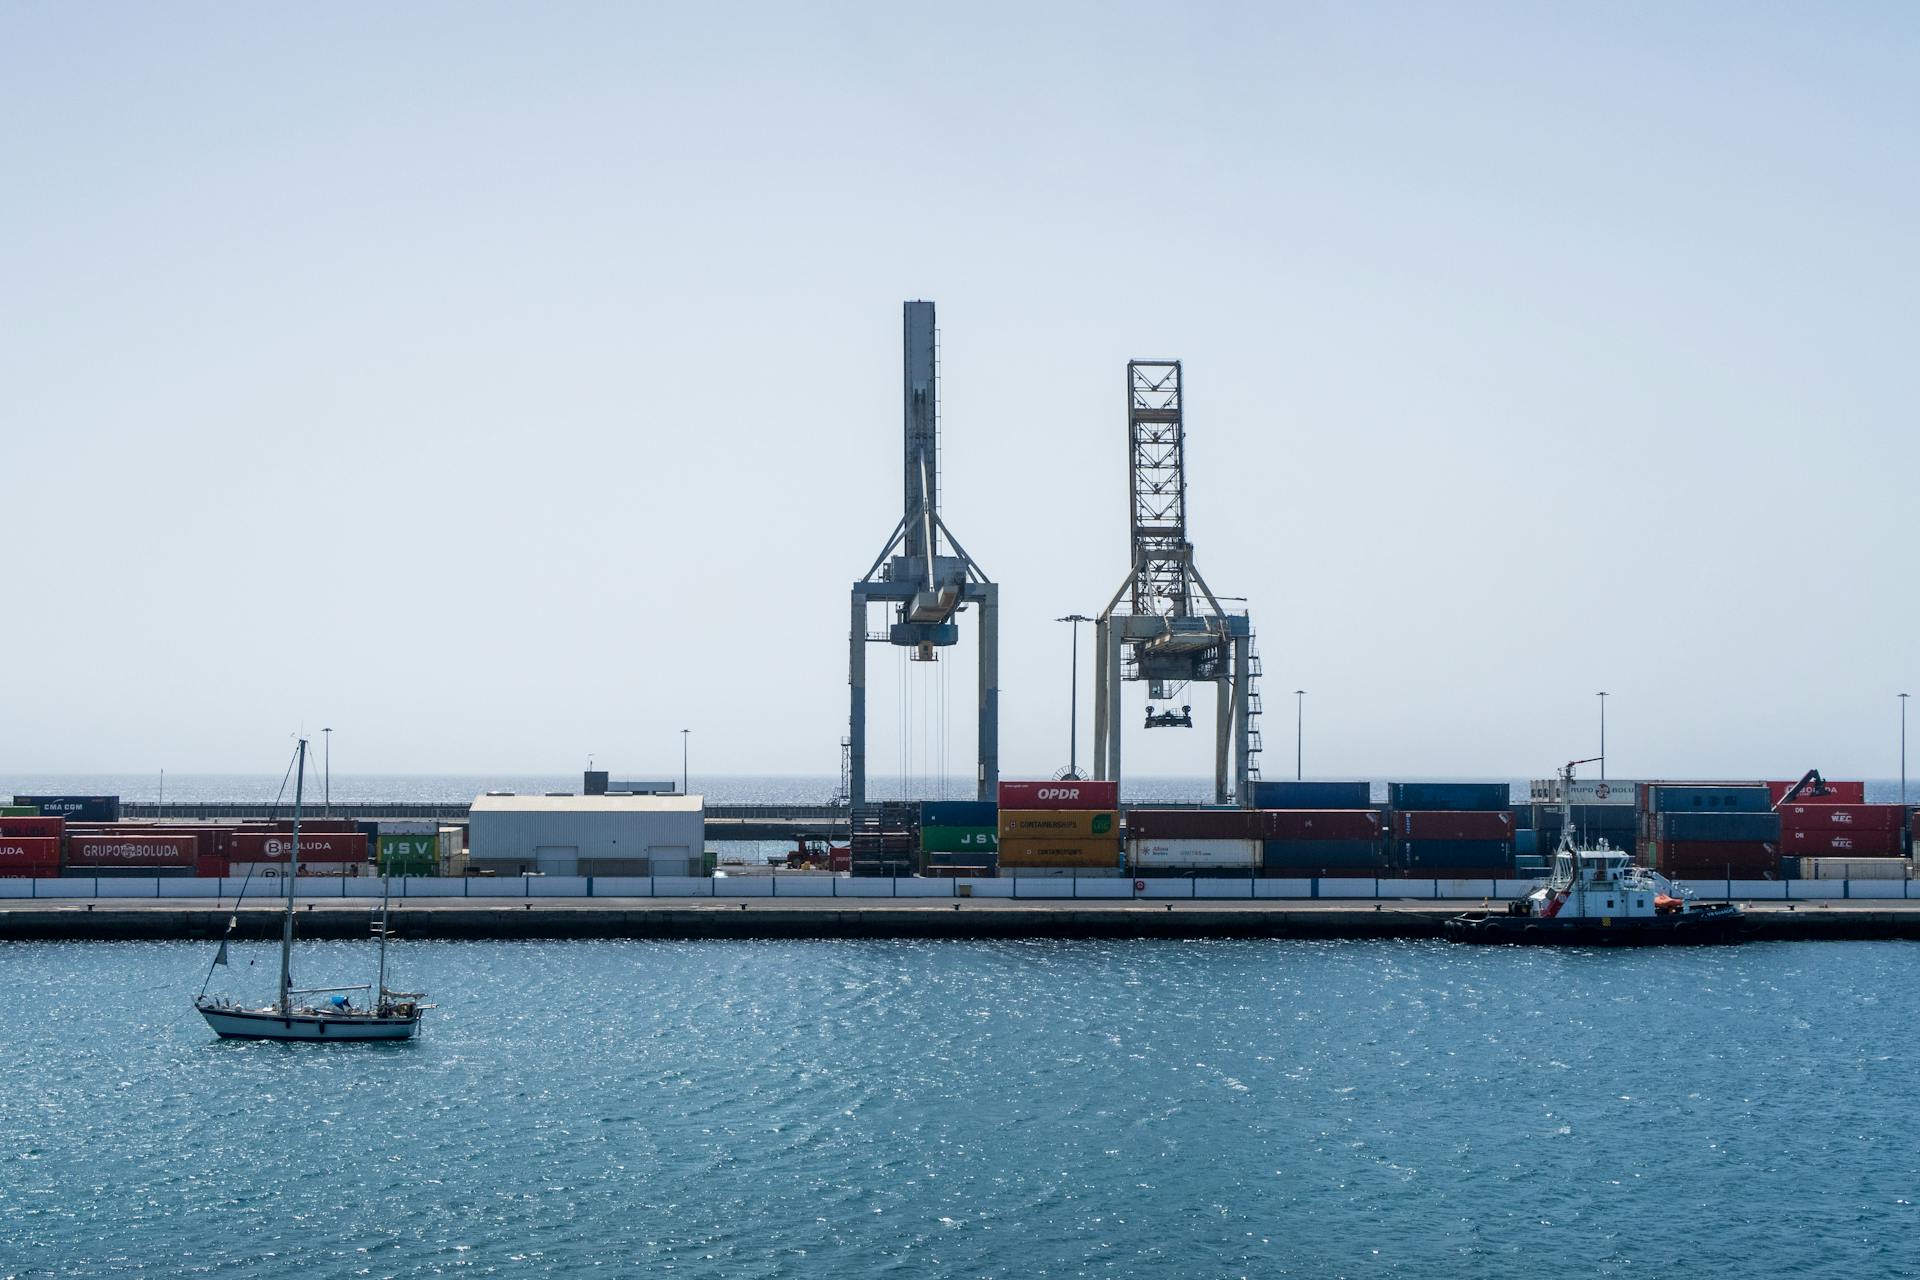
xmin=1443 ymin=905 xmax=1746 ymax=945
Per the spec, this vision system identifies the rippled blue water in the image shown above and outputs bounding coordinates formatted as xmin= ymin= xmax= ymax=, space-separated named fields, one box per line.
xmin=4 ymin=939 xmax=1916 ymax=1277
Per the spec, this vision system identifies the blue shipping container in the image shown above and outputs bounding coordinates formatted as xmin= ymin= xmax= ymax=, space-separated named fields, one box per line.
xmin=920 ymin=801 xmax=997 ymax=827
xmin=1515 ymin=830 xmax=1539 ymax=855
xmin=13 ymin=794 xmax=121 ymax=822
xmin=1387 ymin=783 xmax=1513 ymax=811
xmin=1656 ymin=812 xmax=1781 ymax=842
xmin=1646 ymin=785 xmax=1771 ymax=813
xmin=1251 ymin=781 xmax=1372 ymax=809
xmin=1398 ymin=839 xmax=1516 ymax=867
xmin=1261 ymin=839 xmax=1385 ymax=869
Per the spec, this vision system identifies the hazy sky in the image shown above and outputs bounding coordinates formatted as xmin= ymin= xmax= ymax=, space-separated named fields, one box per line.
xmin=3 ymin=3 xmax=1916 ymax=783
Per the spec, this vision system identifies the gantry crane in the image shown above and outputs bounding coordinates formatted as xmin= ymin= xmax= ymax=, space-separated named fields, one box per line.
xmin=1092 ymin=360 xmax=1260 ymax=804
xmin=848 ymin=301 xmax=999 ymax=807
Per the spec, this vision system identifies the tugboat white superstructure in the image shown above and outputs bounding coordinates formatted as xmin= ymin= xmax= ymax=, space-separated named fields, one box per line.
xmin=1444 ymin=758 xmax=1745 ymax=945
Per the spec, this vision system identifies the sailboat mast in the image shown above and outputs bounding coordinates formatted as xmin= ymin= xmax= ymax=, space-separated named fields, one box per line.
xmin=280 ymin=738 xmax=307 ymax=1015
xmin=376 ymin=874 xmax=391 ymax=1006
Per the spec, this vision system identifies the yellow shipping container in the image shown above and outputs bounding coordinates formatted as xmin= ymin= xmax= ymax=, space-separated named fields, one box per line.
xmin=997 ymin=836 xmax=1122 ymax=868
xmin=998 ymin=809 xmax=1118 ymax=839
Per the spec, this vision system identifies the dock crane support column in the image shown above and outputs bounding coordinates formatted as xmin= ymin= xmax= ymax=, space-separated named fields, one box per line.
xmin=849 ymin=589 xmax=869 ymax=809
xmin=976 ymin=582 xmax=999 ymax=800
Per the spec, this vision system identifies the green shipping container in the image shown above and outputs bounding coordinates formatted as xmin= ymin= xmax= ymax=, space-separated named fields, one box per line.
xmin=1 ymin=806 xmax=40 ymax=816
xmin=920 ymin=825 xmax=998 ymax=853
xmin=377 ymin=833 xmax=439 ymax=875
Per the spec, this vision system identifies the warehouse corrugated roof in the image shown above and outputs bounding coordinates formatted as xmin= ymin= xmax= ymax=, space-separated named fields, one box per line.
xmin=469 ymin=793 xmax=703 ymax=813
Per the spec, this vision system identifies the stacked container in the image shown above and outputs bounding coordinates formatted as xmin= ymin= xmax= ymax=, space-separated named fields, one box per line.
xmin=1638 ymin=784 xmax=1779 ymax=877
xmin=1387 ymin=783 xmax=1516 ymax=877
xmin=229 ymin=830 xmax=369 ymax=877
xmin=919 ymin=800 xmax=998 ymax=873
xmin=1774 ymin=799 xmax=1906 ymax=858
xmin=1260 ymin=807 xmax=1386 ymax=875
xmin=64 ymin=833 xmax=199 ymax=877
xmin=1126 ymin=808 xmax=1261 ymax=875
xmin=1249 ymin=781 xmax=1372 ymax=809
xmin=997 ymin=781 xmax=1120 ymax=877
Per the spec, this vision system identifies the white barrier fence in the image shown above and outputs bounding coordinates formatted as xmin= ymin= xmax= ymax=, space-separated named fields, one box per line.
xmin=0 ymin=875 xmax=1910 ymax=902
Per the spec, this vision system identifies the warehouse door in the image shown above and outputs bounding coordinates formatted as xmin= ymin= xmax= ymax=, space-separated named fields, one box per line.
xmin=534 ymin=845 xmax=579 ymax=875
xmin=647 ymin=845 xmax=691 ymax=877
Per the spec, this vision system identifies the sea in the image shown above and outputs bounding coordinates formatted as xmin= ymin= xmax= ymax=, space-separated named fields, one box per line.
xmin=2 ymin=938 xmax=1916 ymax=1277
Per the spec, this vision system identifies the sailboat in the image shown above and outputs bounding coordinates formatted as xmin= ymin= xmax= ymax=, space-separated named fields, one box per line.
xmin=195 ymin=737 xmax=429 ymax=1040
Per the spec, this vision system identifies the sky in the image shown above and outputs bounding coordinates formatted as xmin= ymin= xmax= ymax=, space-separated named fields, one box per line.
xmin=2 ymin=3 xmax=1916 ymax=784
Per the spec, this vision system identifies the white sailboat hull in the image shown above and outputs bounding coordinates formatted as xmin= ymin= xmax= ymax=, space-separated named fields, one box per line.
xmin=199 ymin=1004 xmax=420 ymax=1041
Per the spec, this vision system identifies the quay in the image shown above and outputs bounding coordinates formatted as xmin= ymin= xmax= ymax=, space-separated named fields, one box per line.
xmin=3 ymin=899 xmax=1918 ymax=943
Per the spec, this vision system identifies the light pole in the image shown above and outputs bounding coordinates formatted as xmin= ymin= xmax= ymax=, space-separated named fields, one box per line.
xmin=1057 ymin=614 xmax=1091 ymax=778
xmin=1294 ymin=690 xmax=1305 ymax=781
xmin=1596 ymin=693 xmax=1607 ymax=781
xmin=681 ymin=729 xmax=690 ymax=795
xmin=1901 ymin=693 xmax=1909 ymax=808
xmin=322 ymin=727 xmax=332 ymax=817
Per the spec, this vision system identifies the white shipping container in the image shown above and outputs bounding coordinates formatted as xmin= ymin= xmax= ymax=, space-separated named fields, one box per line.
xmin=379 ymin=820 xmax=439 ymax=836
xmin=1128 ymin=838 xmax=1259 ymax=869
xmin=231 ymin=861 xmax=363 ymax=878
xmin=1529 ymin=778 xmax=1642 ymax=805
xmin=1799 ymin=857 xmax=1910 ymax=880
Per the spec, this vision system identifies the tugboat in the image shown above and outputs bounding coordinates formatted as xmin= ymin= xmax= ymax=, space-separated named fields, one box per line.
xmin=1443 ymin=757 xmax=1746 ymax=945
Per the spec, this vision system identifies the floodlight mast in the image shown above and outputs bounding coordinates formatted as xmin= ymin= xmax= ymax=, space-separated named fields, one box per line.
xmin=847 ymin=301 xmax=999 ymax=808
xmin=1093 ymin=360 xmax=1261 ymax=805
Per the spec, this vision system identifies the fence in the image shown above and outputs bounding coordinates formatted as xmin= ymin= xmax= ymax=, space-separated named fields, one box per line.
xmin=0 ymin=875 xmax=1909 ymax=902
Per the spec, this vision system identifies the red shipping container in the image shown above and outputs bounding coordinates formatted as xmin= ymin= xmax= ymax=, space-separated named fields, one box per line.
xmin=64 ymin=834 xmax=198 ymax=867
xmin=1393 ymin=811 xmax=1515 ymax=841
xmin=227 ymin=831 xmax=368 ymax=862
xmin=1766 ymin=780 xmax=1866 ymax=805
xmin=1653 ymin=840 xmax=1779 ymax=874
xmin=1777 ymin=803 xmax=1904 ymax=832
xmin=996 ymin=780 xmax=1119 ymax=810
xmin=0 ymin=837 xmax=60 ymax=874
xmin=195 ymin=854 xmax=230 ymax=878
xmin=1127 ymin=809 xmax=1263 ymax=840
xmin=1779 ymin=828 xmax=1904 ymax=856
xmin=0 ymin=816 xmax=64 ymax=838
xmin=267 ymin=819 xmax=363 ymax=834
xmin=1264 ymin=810 xmax=1383 ymax=841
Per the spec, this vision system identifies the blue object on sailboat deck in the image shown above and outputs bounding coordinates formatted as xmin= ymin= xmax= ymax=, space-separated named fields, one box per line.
xmin=330 ymin=995 xmax=349 ymax=1009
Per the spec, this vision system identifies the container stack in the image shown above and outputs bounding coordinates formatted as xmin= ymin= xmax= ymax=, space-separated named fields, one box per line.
xmin=1387 ymin=783 xmax=1516 ymax=878
xmin=1638 ymin=784 xmax=1778 ymax=878
xmin=919 ymin=800 xmax=998 ymax=874
xmin=0 ymin=813 xmax=61 ymax=878
xmin=997 ymin=781 xmax=1120 ymax=877
xmin=849 ymin=803 xmax=918 ymax=877
xmin=377 ymin=821 xmax=442 ymax=876
xmin=1259 ymin=809 xmax=1386 ymax=876
xmin=1125 ymin=809 xmax=1262 ymax=876
xmin=1775 ymin=799 xmax=1906 ymax=860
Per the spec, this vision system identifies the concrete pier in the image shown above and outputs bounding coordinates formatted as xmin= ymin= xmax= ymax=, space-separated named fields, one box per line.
xmin=3 ymin=900 xmax=1918 ymax=943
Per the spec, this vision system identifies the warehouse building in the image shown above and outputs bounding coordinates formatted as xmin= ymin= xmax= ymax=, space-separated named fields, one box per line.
xmin=467 ymin=794 xmax=704 ymax=877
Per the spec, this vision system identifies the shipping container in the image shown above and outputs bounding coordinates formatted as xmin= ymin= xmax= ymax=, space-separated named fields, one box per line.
xmin=996 ymin=780 xmax=1119 ymax=810
xmin=1386 ymin=866 xmax=1514 ymax=881
xmin=0 ymin=816 xmax=64 ymax=839
xmin=996 ymin=837 xmax=1122 ymax=869
xmin=1779 ymin=827 xmax=1904 ymax=856
xmin=1392 ymin=810 xmax=1514 ymax=841
xmin=1004 ymin=866 xmax=1122 ymax=878
xmin=1263 ymin=810 xmax=1382 ymax=841
xmin=227 ymin=831 xmax=368 ymax=862
xmin=927 ymin=850 xmax=997 ymax=869
xmin=1515 ymin=829 xmax=1539 ymax=856
xmin=0 ymin=805 xmax=39 ymax=817
xmin=1387 ymin=782 xmax=1512 ymax=811
xmin=377 ymin=832 xmax=441 ymax=875
xmin=1528 ymin=778 xmax=1641 ymax=805
xmin=998 ymin=810 xmax=1116 ymax=839
xmin=266 ymin=819 xmax=363 ymax=834
xmin=920 ymin=825 xmax=998 ymax=853
xmin=195 ymin=854 xmax=230 ymax=878
xmin=1798 ymin=857 xmax=1909 ymax=880
xmin=1128 ymin=839 xmax=1258 ymax=869
xmin=0 ymin=837 xmax=59 ymax=875
xmin=1766 ymin=779 xmax=1867 ymax=805
xmin=1249 ymin=780 xmax=1372 ymax=809
xmin=1640 ymin=784 xmax=1771 ymax=813
xmin=230 ymin=861 xmax=363 ymax=878
xmin=11 ymin=795 xmax=120 ymax=822
xmin=1124 ymin=809 xmax=1263 ymax=841
xmin=63 ymin=834 xmax=197 ymax=867
xmin=1398 ymin=839 xmax=1515 ymax=869
xmin=1656 ymin=812 xmax=1782 ymax=842
xmin=1649 ymin=840 xmax=1779 ymax=874
xmin=920 ymin=800 xmax=997 ymax=828
xmin=1260 ymin=839 xmax=1386 ymax=870
xmin=1777 ymin=803 xmax=1905 ymax=832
